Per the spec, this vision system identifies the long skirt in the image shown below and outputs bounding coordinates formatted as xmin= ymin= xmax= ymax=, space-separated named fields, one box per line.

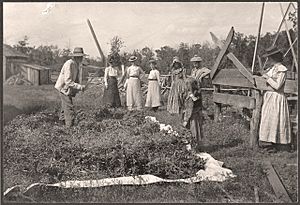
xmin=259 ymin=91 xmax=291 ymax=144
xmin=103 ymin=76 xmax=121 ymax=108
xmin=145 ymin=80 xmax=162 ymax=108
xmin=126 ymin=78 xmax=143 ymax=110
xmin=167 ymin=79 xmax=185 ymax=114
xmin=185 ymin=108 xmax=203 ymax=148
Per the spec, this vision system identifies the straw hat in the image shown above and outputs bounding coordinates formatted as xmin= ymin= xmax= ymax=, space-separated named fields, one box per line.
xmin=171 ymin=57 xmax=183 ymax=68
xmin=69 ymin=47 xmax=88 ymax=57
xmin=262 ymin=46 xmax=282 ymax=58
xmin=129 ymin=56 xmax=138 ymax=62
xmin=190 ymin=55 xmax=202 ymax=62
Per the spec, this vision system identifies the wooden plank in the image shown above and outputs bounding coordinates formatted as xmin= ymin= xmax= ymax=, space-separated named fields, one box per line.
xmin=210 ymin=27 xmax=234 ymax=79
xmin=213 ymin=92 xmax=256 ymax=109
xmin=263 ymin=161 xmax=292 ymax=203
xmin=250 ymin=90 xmax=263 ymax=147
xmin=3 ymin=56 xmax=6 ymax=81
xmin=212 ymin=70 xmax=298 ymax=94
xmin=254 ymin=76 xmax=298 ymax=95
xmin=286 ymin=71 xmax=297 ymax=80
xmin=227 ymin=52 xmax=255 ymax=85
xmin=22 ymin=63 xmax=51 ymax=71
xmin=212 ymin=69 xmax=254 ymax=88
xmin=87 ymin=19 xmax=106 ymax=66
xmin=254 ymin=186 xmax=259 ymax=202
xmin=213 ymin=85 xmax=221 ymax=122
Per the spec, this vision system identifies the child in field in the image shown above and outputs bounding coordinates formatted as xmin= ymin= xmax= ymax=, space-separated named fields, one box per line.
xmin=179 ymin=77 xmax=204 ymax=151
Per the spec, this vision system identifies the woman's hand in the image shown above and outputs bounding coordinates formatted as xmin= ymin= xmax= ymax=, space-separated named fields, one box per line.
xmin=262 ymin=73 xmax=269 ymax=79
xmin=182 ymin=121 xmax=188 ymax=127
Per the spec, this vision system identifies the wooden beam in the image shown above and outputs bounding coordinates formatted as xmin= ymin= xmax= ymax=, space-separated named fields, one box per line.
xmin=254 ymin=186 xmax=259 ymax=202
xmin=262 ymin=3 xmax=292 ymax=69
xmin=210 ymin=27 xmax=234 ymax=79
xmin=280 ymin=3 xmax=298 ymax=72
xmin=227 ymin=52 xmax=255 ymax=85
xmin=251 ymin=2 xmax=265 ymax=73
xmin=213 ymin=92 xmax=256 ymax=109
xmin=213 ymin=85 xmax=221 ymax=122
xmin=212 ymin=69 xmax=254 ymax=88
xmin=286 ymin=71 xmax=297 ymax=80
xmin=87 ymin=19 xmax=106 ymax=66
xmin=212 ymin=70 xmax=298 ymax=94
xmin=3 ymin=56 xmax=6 ymax=81
xmin=254 ymin=76 xmax=297 ymax=95
xmin=250 ymin=90 xmax=263 ymax=147
xmin=263 ymin=161 xmax=292 ymax=203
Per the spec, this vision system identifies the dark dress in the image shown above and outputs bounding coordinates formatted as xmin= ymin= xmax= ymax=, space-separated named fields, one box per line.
xmin=179 ymin=78 xmax=204 ymax=149
xmin=103 ymin=67 xmax=121 ymax=108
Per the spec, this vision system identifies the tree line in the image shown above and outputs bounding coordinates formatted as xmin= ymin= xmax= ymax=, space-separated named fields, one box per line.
xmin=12 ymin=28 xmax=297 ymax=75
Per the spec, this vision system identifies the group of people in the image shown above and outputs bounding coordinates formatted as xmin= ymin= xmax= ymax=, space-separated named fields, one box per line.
xmin=54 ymin=45 xmax=293 ymax=152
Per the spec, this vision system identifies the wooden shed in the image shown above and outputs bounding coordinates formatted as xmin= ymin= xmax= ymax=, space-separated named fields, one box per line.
xmin=3 ymin=44 xmax=28 ymax=82
xmin=20 ymin=64 xmax=51 ymax=85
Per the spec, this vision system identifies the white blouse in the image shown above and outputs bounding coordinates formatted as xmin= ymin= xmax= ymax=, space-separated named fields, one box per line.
xmin=265 ymin=63 xmax=287 ymax=91
xmin=104 ymin=66 xmax=120 ymax=85
xmin=148 ymin=69 xmax=160 ymax=81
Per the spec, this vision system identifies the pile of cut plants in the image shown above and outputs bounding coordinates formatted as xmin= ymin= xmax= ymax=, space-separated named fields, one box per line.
xmin=3 ymin=106 xmax=206 ymax=191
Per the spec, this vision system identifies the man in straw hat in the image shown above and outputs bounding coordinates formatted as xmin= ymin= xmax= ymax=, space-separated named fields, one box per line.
xmin=55 ymin=47 xmax=87 ymax=127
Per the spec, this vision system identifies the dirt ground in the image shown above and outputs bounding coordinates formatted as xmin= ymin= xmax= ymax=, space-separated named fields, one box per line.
xmin=2 ymin=84 xmax=298 ymax=203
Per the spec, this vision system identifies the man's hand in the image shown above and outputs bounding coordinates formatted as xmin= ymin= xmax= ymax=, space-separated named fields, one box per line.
xmin=104 ymin=84 xmax=108 ymax=89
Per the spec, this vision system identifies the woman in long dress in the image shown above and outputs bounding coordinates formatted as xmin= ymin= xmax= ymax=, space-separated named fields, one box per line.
xmin=145 ymin=59 xmax=162 ymax=111
xmin=102 ymin=54 xmax=121 ymax=108
xmin=260 ymin=46 xmax=291 ymax=152
xmin=125 ymin=55 xmax=145 ymax=111
xmin=167 ymin=57 xmax=186 ymax=114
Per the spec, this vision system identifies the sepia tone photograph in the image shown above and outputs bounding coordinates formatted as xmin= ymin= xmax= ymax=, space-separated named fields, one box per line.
xmin=2 ymin=1 xmax=298 ymax=203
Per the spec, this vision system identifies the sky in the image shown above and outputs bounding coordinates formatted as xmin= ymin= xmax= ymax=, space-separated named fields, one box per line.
xmin=3 ymin=2 xmax=295 ymax=58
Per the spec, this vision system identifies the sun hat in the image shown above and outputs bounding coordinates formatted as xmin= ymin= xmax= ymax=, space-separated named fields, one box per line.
xmin=262 ymin=46 xmax=283 ymax=58
xmin=190 ymin=55 xmax=202 ymax=62
xmin=69 ymin=47 xmax=88 ymax=57
xmin=128 ymin=56 xmax=138 ymax=62
xmin=171 ymin=57 xmax=183 ymax=68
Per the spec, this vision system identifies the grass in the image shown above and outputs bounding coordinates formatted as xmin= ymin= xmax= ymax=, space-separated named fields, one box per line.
xmin=3 ymin=84 xmax=298 ymax=203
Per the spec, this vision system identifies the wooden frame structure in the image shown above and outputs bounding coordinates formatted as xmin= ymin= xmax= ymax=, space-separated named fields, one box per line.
xmin=210 ymin=26 xmax=298 ymax=148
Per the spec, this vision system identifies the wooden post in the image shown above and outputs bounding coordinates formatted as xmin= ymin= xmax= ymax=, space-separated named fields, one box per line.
xmin=213 ymin=85 xmax=221 ymax=122
xmin=3 ymin=56 xmax=6 ymax=82
xmin=280 ymin=3 xmax=298 ymax=72
xmin=251 ymin=2 xmax=265 ymax=74
xmin=87 ymin=19 xmax=106 ymax=66
xmin=250 ymin=89 xmax=263 ymax=148
xmin=262 ymin=3 xmax=292 ymax=69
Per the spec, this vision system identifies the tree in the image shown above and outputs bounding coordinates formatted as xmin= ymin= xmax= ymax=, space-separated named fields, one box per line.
xmin=14 ymin=35 xmax=31 ymax=55
xmin=109 ymin=36 xmax=125 ymax=55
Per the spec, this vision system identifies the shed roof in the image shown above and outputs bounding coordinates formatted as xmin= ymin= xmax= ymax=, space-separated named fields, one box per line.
xmin=22 ymin=64 xmax=51 ymax=71
xmin=3 ymin=44 xmax=28 ymax=58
